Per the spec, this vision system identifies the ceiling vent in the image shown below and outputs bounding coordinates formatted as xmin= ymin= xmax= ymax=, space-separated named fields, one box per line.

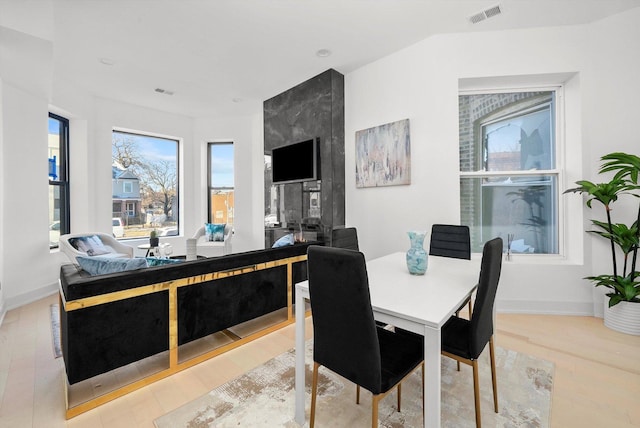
xmin=154 ymin=88 xmax=174 ymax=96
xmin=469 ymin=4 xmax=502 ymax=24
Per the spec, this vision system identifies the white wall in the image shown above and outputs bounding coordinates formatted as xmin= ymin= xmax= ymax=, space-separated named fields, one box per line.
xmin=1 ymin=83 xmax=60 ymax=308
xmin=345 ymin=8 xmax=640 ymax=315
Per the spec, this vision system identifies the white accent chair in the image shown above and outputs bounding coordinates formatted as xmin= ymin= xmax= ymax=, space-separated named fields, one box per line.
xmin=59 ymin=233 xmax=135 ymax=265
xmin=192 ymin=224 xmax=233 ymax=257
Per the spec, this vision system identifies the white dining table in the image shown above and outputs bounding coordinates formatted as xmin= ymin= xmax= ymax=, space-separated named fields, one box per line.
xmin=294 ymin=251 xmax=480 ymax=428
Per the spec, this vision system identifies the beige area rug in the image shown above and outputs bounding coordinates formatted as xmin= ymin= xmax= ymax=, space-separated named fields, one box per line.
xmin=155 ymin=340 xmax=553 ymax=428
xmin=50 ymin=303 xmax=62 ymax=359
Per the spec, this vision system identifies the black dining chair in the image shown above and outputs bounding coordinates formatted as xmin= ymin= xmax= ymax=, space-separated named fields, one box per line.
xmin=430 ymin=224 xmax=473 ymax=317
xmin=429 ymin=224 xmax=471 ymax=260
xmin=441 ymin=237 xmax=503 ymax=428
xmin=307 ymin=246 xmax=424 ymax=428
xmin=330 ymin=226 xmax=360 ymax=251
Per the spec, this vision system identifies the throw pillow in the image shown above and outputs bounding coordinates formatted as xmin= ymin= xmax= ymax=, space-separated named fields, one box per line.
xmin=272 ymin=233 xmax=294 ymax=248
xmin=85 ymin=235 xmax=110 ymax=256
xmin=69 ymin=235 xmax=110 ymax=256
xmin=76 ymin=256 xmax=148 ymax=276
xmin=146 ymin=257 xmax=182 ymax=267
xmin=205 ymin=223 xmax=226 ymax=242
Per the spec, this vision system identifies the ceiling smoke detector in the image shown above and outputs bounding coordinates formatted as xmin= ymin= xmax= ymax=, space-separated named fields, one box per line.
xmin=154 ymin=88 xmax=174 ymax=96
xmin=469 ymin=4 xmax=502 ymax=24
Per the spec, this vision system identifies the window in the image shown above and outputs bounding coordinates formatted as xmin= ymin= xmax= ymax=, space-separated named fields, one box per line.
xmin=208 ymin=142 xmax=234 ymax=225
xmin=112 ymin=130 xmax=179 ymax=238
xmin=459 ymin=90 xmax=560 ymax=254
xmin=49 ymin=113 xmax=70 ymax=249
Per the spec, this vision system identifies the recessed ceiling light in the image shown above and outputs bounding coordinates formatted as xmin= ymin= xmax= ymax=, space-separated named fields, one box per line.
xmin=316 ymin=49 xmax=332 ymax=58
xmin=232 ymin=98 xmax=243 ymax=103
xmin=99 ymin=57 xmax=115 ymax=66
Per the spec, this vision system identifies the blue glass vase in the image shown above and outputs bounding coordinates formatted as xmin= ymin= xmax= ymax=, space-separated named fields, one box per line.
xmin=406 ymin=230 xmax=428 ymax=275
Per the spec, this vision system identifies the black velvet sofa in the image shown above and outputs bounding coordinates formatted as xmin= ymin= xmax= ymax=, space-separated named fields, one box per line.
xmin=59 ymin=242 xmax=319 ymax=386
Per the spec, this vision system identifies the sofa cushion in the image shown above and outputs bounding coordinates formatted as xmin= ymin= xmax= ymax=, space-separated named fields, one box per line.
xmin=76 ymin=256 xmax=148 ymax=276
xmin=205 ymin=223 xmax=225 ymax=242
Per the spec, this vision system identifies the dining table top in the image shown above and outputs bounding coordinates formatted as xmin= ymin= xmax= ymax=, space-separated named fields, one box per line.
xmin=297 ymin=251 xmax=480 ymax=330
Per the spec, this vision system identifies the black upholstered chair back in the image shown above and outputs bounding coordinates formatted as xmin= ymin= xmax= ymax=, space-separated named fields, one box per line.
xmin=469 ymin=237 xmax=503 ymax=358
xmin=331 ymin=227 xmax=360 ymax=251
xmin=429 ymin=224 xmax=471 ymax=260
xmin=307 ymin=246 xmax=382 ymax=393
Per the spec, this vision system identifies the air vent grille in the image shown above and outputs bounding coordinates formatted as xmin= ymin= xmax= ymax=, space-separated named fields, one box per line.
xmin=469 ymin=4 xmax=502 ymax=24
xmin=469 ymin=12 xmax=486 ymax=24
xmin=484 ymin=5 xmax=502 ymax=18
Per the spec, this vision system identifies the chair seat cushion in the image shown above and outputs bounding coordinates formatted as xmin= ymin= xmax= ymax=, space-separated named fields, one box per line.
xmin=441 ymin=316 xmax=472 ymax=359
xmin=377 ymin=326 xmax=424 ymax=393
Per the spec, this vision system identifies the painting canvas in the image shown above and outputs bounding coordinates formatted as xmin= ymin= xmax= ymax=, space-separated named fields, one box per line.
xmin=355 ymin=119 xmax=411 ymax=188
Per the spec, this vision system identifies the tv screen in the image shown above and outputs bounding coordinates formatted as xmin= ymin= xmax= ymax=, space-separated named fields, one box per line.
xmin=271 ymin=138 xmax=319 ymax=184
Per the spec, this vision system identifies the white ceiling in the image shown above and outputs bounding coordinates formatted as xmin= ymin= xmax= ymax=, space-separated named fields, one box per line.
xmin=3 ymin=0 xmax=640 ymax=117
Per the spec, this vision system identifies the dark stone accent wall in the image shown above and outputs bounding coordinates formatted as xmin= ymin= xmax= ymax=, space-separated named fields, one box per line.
xmin=264 ymin=69 xmax=345 ymax=244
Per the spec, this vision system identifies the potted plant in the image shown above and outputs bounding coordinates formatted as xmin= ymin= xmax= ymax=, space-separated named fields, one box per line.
xmin=149 ymin=229 xmax=159 ymax=248
xmin=565 ymin=152 xmax=640 ymax=335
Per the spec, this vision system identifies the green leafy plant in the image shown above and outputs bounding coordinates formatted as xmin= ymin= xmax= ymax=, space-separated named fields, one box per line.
xmin=565 ymin=152 xmax=640 ymax=307
xmin=150 ymin=229 xmax=158 ymax=239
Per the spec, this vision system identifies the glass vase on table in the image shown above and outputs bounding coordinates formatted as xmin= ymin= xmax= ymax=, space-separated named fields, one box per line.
xmin=406 ymin=230 xmax=428 ymax=275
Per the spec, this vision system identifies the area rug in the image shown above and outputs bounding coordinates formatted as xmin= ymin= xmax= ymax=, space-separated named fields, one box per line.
xmin=50 ymin=303 xmax=62 ymax=358
xmin=155 ymin=340 xmax=553 ymax=427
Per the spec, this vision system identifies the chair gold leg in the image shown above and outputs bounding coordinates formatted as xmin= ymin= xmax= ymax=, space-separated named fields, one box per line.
xmin=357 ymin=385 xmax=361 ymax=404
xmin=372 ymin=394 xmax=380 ymax=428
xmin=489 ymin=336 xmax=499 ymax=413
xmin=310 ymin=362 xmax=320 ymax=428
xmin=472 ymin=360 xmax=481 ymax=428
xmin=397 ymin=383 xmax=401 ymax=412
xmin=457 ymin=361 xmax=461 ymax=371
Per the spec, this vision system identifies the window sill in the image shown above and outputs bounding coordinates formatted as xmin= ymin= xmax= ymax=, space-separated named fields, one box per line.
xmin=470 ymin=252 xmax=581 ymax=266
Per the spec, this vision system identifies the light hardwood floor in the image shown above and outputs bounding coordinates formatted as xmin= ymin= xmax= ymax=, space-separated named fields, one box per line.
xmin=1 ymin=293 xmax=639 ymax=427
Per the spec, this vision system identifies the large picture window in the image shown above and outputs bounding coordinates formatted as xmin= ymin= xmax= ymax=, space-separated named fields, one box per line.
xmin=49 ymin=113 xmax=69 ymax=249
xmin=112 ymin=130 xmax=179 ymax=238
xmin=208 ymin=142 xmax=234 ymax=225
xmin=459 ymin=90 xmax=560 ymax=254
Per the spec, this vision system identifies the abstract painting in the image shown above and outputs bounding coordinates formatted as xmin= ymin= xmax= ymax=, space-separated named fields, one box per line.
xmin=355 ymin=119 xmax=411 ymax=188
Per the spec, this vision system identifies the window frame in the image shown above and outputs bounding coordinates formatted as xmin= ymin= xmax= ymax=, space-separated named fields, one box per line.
xmin=112 ymin=128 xmax=181 ymax=239
xmin=459 ymin=85 xmax=565 ymax=257
xmin=49 ymin=112 xmax=70 ymax=249
xmin=207 ymin=142 xmax=235 ymax=225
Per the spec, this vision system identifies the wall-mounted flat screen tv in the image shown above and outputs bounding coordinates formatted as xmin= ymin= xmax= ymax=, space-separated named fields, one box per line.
xmin=271 ymin=138 xmax=319 ymax=184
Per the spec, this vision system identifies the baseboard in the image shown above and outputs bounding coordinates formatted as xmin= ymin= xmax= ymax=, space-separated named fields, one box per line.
xmin=496 ymin=299 xmax=594 ymax=316
xmin=4 ymin=282 xmax=59 ymax=312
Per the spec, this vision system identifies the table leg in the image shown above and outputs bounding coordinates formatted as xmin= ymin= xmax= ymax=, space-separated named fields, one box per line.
xmin=424 ymin=325 xmax=441 ymax=428
xmin=294 ymin=288 xmax=306 ymax=424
